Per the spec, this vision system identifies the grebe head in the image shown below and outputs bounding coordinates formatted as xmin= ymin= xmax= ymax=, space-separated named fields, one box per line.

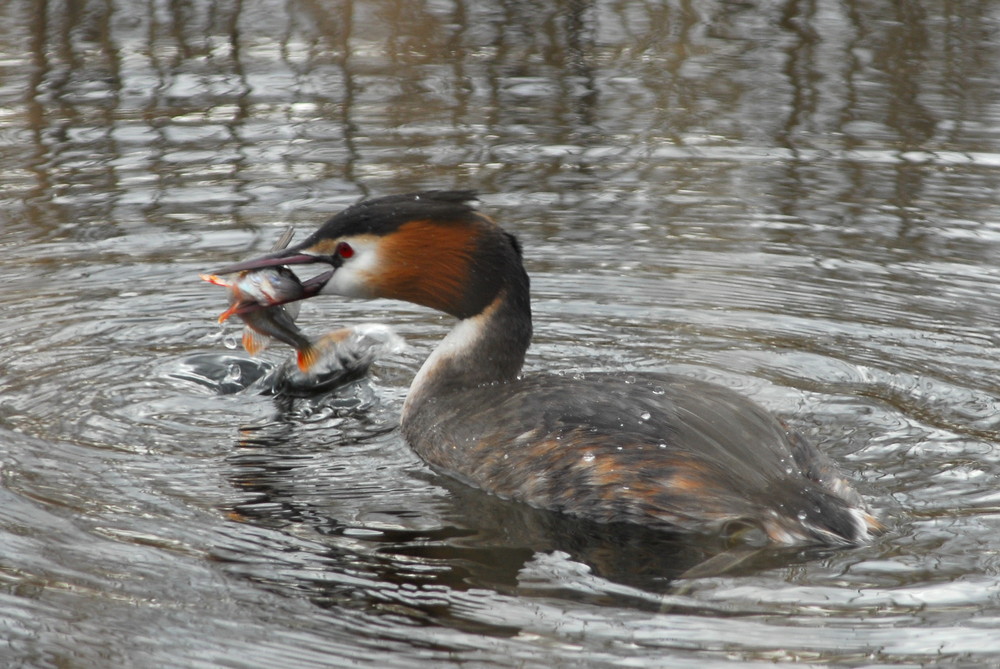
xmin=215 ymin=191 xmax=527 ymax=320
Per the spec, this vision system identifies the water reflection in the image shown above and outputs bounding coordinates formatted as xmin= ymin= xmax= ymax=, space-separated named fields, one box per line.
xmin=173 ymin=341 xmax=847 ymax=619
xmin=17 ymin=0 xmax=1000 ymax=236
xmin=5 ymin=0 xmax=1000 ymax=665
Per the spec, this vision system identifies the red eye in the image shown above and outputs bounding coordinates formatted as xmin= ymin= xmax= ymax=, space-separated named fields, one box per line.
xmin=336 ymin=242 xmax=354 ymax=259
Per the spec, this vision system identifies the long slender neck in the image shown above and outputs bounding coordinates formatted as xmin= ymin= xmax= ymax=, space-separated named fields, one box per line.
xmin=401 ymin=283 xmax=532 ymax=424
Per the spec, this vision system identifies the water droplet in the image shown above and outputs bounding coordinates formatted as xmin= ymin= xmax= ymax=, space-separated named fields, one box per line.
xmin=797 ymin=511 xmax=808 ymax=521
xmin=625 ymin=375 xmax=636 ymax=384
xmin=658 ymin=443 xmax=667 ymax=449
xmin=582 ymin=452 xmax=596 ymax=463
xmin=223 ymin=334 xmax=239 ymax=350
xmin=639 ymin=411 xmax=651 ymax=422
xmin=652 ymin=385 xmax=665 ymax=395
xmin=224 ymin=364 xmax=242 ymax=384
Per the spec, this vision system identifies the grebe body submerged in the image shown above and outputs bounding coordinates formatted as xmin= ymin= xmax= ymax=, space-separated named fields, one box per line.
xmin=216 ymin=191 xmax=880 ymax=546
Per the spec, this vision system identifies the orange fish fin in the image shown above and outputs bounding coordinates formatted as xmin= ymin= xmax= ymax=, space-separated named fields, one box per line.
xmin=296 ymin=344 xmax=321 ymax=372
xmin=317 ymin=328 xmax=352 ymax=346
xmin=242 ymin=329 xmax=269 ymax=356
xmin=217 ymin=303 xmax=241 ymax=323
xmin=199 ymin=273 xmax=230 ymax=287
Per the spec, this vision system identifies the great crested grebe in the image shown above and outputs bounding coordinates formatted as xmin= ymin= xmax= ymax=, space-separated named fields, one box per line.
xmin=215 ymin=191 xmax=880 ymax=546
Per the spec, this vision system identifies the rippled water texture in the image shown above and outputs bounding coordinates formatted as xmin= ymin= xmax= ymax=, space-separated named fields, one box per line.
xmin=4 ymin=0 xmax=1000 ymax=666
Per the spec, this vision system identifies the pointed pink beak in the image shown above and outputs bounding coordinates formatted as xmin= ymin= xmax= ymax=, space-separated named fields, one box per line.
xmin=213 ymin=251 xmax=322 ymax=275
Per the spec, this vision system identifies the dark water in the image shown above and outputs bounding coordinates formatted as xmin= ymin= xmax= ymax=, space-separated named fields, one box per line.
xmin=4 ymin=0 xmax=1000 ymax=666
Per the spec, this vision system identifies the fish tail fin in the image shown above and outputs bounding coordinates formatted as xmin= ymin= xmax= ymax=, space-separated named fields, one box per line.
xmin=242 ymin=329 xmax=269 ymax=356
xmin=296 ymin=344 xmax=321 ymax=372
xmin=317 ymin=328 xmax=352 ymax=347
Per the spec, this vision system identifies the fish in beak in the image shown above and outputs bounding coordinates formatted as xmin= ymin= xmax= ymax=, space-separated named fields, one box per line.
xmin=212 ymin=249 xmax=334 ymax=311
xmin=201 ymin=229 xmax=333 ymax=371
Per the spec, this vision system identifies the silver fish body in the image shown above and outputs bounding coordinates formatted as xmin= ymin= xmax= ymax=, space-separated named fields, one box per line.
xmin=201 ymin=263 xmax=319 ymax=371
